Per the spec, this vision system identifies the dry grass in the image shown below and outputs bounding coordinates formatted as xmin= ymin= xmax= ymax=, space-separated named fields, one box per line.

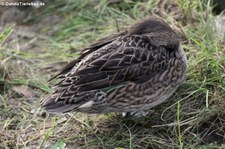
xmin=0 ymin=0 xmax=225 ymax=148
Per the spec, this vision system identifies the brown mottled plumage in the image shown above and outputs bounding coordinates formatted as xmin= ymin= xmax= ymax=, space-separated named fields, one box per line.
xmin=40 ymin=17 xmax=188 ymax=117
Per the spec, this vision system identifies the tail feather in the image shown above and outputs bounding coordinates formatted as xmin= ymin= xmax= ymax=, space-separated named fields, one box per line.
xmin=40 ymin=90 xmax=106 ymax=114
xmin=40 ymin=95 xmax=79 ymax=113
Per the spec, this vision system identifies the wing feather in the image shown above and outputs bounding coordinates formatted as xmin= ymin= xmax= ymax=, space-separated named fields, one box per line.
xmin=49 ymin=32 xmax=126 ymax=81
xmin=67 ymin=35 xmax=174 ymax=92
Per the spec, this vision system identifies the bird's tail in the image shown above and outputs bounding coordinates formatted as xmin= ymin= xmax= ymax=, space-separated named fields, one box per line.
xmin=40 ymin=90 xmax=106 ymax=114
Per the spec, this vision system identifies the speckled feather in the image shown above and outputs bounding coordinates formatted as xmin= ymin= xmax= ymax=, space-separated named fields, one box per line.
xmin=40 ymin=17 xmax=187 ymax=116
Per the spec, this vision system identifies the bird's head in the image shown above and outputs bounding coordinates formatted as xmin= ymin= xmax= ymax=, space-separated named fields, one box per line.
xmin=128 ymin=17 xmax=175 ymax=35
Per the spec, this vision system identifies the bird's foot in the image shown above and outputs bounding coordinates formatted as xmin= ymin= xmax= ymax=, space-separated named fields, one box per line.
xmin=122 ymin=110 xmax=149 ymax=118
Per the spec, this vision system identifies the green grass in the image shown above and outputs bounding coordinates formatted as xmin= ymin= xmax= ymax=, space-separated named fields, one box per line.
xmin=0 ymin=0 xmax=225 ymax=148
xmin=0 ymin=25 xmax=14 ymax=45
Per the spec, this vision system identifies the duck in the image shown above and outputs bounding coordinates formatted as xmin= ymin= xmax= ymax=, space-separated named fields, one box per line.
xmin=40 ymin=17 xmax=188 ymax=117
